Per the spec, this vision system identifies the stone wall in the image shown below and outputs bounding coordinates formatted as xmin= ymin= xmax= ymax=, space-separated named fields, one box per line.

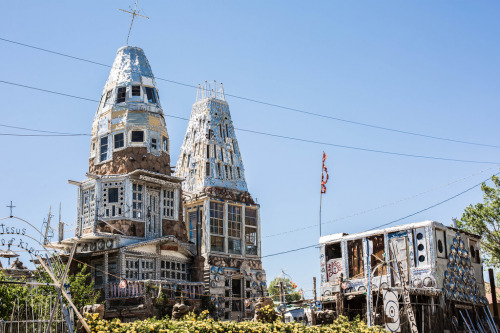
xmin=162 ymin=219 xmax=188 ymax=242
xmin=89 ymin=147 xmax=171 ymax=176
xmin=97 ymin=219 xmax=145 ymax=237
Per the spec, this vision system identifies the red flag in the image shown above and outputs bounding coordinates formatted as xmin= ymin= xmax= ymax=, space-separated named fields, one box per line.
xmin=321 ymin=152 xmax=329 ymax=194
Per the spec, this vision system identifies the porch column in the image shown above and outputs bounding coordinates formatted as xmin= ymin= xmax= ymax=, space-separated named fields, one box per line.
xmin=104 ymin=252 xmax=109 ymax=298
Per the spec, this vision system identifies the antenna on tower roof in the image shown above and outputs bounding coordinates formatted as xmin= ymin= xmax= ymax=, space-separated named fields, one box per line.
xmin=119 ymin=0 xmax=150 ymax=45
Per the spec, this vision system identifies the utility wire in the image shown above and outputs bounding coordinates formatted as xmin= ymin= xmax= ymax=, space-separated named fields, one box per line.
xmin=1 ymin=36 xmax=499 ymax=149
xmin=0 ymin=124 xmax=88 ymax=136
xmin=263 ymin=166 xmax=495 ymax=238
xmin=1 ymin=79 xmax=499 ymax=165
xmin=262 ymin=172 xmax=498 ymax=258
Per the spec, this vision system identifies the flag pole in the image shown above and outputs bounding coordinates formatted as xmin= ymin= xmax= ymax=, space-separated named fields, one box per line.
xmin=319 ymin=158 xmax=323 ymax=238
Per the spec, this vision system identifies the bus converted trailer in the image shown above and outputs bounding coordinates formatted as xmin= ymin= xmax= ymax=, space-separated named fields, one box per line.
xmin=318 ymin=220 xmax=494 ymax=332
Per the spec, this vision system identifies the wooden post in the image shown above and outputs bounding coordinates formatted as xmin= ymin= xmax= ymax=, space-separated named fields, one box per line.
xmin=489 ymin=268 xmax=499 ymax=319
xmin=313 ymin=277 xmax=317 ymax=301
xmin=37 ymin=256 xmax=91 ymax=333
xmin=46 ymin=243 xmax=77 ymax=332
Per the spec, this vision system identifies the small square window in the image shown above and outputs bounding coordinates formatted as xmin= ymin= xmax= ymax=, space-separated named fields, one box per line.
xmin=108 ymin=188 xmax=119 ymax=203
xmin=131 ymin=131 xmax=144 ymax=142
xmin=132 ymin=85 xmax=141 ymax=96
xmin=145 ymin=87 xmax=157 ymax=104
xmin=114 ymin=133 xmax=124 ymax=149
xmin=116 ymin=87 xmax=126 ymax=103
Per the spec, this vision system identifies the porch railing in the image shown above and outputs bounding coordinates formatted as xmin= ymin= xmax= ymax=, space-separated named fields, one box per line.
xmin=106 ymin=280 xmax=204 ymax=300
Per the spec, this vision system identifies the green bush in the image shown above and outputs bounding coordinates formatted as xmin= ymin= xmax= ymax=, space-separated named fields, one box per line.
xmin=85 ymin=311 xmax=386 ymax=333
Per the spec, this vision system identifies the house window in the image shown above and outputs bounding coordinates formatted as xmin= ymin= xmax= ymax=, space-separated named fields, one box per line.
xmin=245 ymin=208 xmax=257 ymax=255
xmin=141 ymin=259 xmax=155 ymax=280
xmin=108 ymin=260 xmax=118 ymax=283
xmin=163 ymin=136 xmax=168 ymax=152
xmin=206 ymin=162 xmax=210 ymax=177
xmin=132 ymin=85 xmax=141 ymax=96
xmin=114 ymin=133 xmax=124 ymax=149
xmin=237 ymin=167 xmax=241 ymax=178
xmin=102 ymin=183 xmax=124 ymax=217
xmin=225 ymin=165 xmax=229 ymax=179
xmin=132 ymin=184 xmax=143 ymax=219
xmin=211 ymin=236 xmax=224 ymax=253
xmin=206 ymin=145 xmax=210 ymax=159
xmin=219 ymin=125 xmax=222 ymax=138
xmin=131 ymin=131 xmax=144 ymax=142
xmin=220 ymin=148 xmax=224 ymax=162
xmin=160 ymin=261 xmax=187 ymax=281
xmin=93 ymin=262 xmax=104 ymax=286
xmin=100 ymin=136 xmax=108 ymax=162
xmin=218 ymin=163 xmax=222 ymax=178
xmin=163 ymin=189 xmax=175 ymax=218
xmin=125 ymin=259 xmax=139 ymax=280
xmin=145 ymin=87 xmax=157 ymax=103
xmin=228 ymin=205 xmax=241 ymax=254
xmin=210 ymin=202 xmax=224 ymax=235
xmin=104 ymin=90 xmax=112 ymax=107
xmin=116 ymin=87 xmax=126 ymax=103
xmin=188 ymin=210 xmax=199 ymax=244
xmin=108 ymin=188 xmax=119 ymax=203
xmin=226 ymin=124 xmax=229 ymax=137
xmin=230 ymin=151 xmax=234 ymax=164
xmin=151 ymin=138 xmax=158 ymax=150
xmin=82 ymin=188 xmax=95 ymax=229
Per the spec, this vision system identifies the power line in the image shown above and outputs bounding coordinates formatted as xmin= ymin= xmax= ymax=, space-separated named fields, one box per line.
xmin=262 ymin=172 xmax=498 ymax=258
xmin=1 ymin=79 xmax=499 ymax=165
xmin=1 ymin=36 xmax=499 ymax=149
xmin=0 ymin=124 xmax=88 ymax=136
xmin=367 ymin=171 xmax=500 ymax=231
xmin=263 ymin=166 xmax=495 ymax=238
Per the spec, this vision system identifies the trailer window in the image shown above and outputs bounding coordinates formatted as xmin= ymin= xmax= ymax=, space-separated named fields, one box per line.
xmin=368 ymin=235 xmax=386 ymax=276
xmin=325 ymin=243 xmax=341 ymax=261
xmin=347 ymin=239 xmax=364 ymax=279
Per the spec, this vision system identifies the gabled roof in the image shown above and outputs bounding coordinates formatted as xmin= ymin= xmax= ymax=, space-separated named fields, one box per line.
xmin=122 ymin=235 xmax=195 ymax=257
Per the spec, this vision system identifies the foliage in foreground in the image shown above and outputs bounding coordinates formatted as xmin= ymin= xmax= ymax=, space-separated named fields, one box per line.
xmin=458 ymin=173 xmax=500 ymax=279
xmin=85 ymin=311 xmax=386 ymax=333
xmin=0 ymin=263 xmax=99 ymax=320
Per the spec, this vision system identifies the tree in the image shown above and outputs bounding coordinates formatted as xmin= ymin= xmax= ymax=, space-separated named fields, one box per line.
xmin=457 ymin=174 xmax=500 ymax=274
xmin=267 ymin=277 xmax=301 ymax=303
xmin=68 ymin=264 xmax=100 ymax=311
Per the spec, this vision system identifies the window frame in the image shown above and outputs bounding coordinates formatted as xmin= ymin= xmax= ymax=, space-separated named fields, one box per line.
xmin=131 ymin=85 xmax=141 ymax=96
xmin=100 ymin=136 xmax=109 ymax=162
xmin=145 ymin=87 xmax=157 ymax=104
xmin=116 ymin=87 xmax=126 ymax=104
xmin=114 ymin=132 xmax=124 ymax=150
xmin=131 ymin=130 xmax=144 ymax=143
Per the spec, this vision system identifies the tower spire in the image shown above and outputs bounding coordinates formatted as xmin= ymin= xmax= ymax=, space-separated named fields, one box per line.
xmin=119 ymin=0 xmax=149 ymax=45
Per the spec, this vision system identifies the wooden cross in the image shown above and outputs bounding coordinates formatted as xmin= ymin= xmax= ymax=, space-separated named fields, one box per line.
xmin=119 ymin=0 xmax=149 ymax=45
xmin=6 ymin=201 xmax=15 ymax=217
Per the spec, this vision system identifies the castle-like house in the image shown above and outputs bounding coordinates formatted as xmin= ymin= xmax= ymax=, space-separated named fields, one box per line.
xmin=175 ymin=82 xmax=266 ymax=320
xmin=52 ymin=46 xmax=204 ymax=318
xmin=51 ymin=47 xmax=265 ymax=320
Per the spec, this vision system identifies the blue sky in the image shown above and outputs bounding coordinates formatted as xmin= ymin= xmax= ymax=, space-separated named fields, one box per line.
xmin=0 ymin=1 xmax=499 ymax=296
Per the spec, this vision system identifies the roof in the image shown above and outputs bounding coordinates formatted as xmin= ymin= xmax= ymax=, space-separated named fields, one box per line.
xmin=318 ymin=220 xmax=481 ymax=244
